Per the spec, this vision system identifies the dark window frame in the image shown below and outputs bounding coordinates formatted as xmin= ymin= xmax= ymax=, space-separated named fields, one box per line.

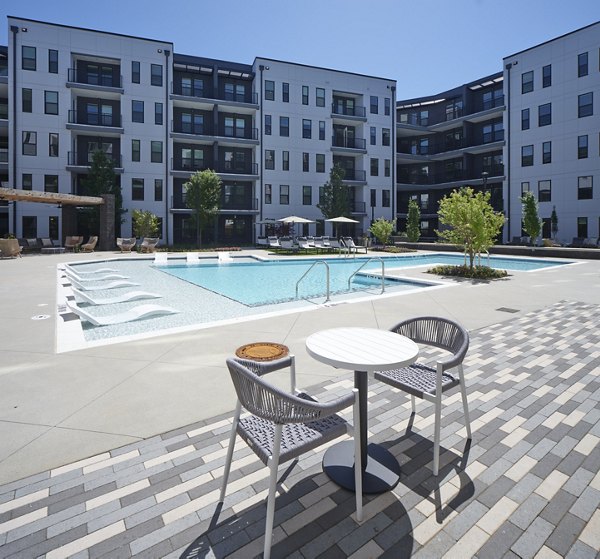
xmin=279 ymin=184 xmax=289 ymax=205
xmin=578 ymin=135 xmax=588 ymax=159
xmin=319 ymin=120 xmax=325 ymax=141
xmin=316 ymin=87 xmax=325 ymax=107
xmin=521 ymin=71 xmax=533 ymax=94
xmin=542 ymin=141 xmax=551 ymax=164
xmin=302 ymin=152 xmax=309 ymax=172
xmin=538 ymin=103 xmax=551 ymax=126
xmin=302 ymin=185 xmax=312 ymax=205
xmin=22 ymin=173 xmax=32 ymax=190
xmin=22 ymin=45 xmax=36 ymax=71
xmin=316 ymin=153 xmax=325 ymax=173
xmin=282 ymin=150 xmax=289 ymax=171
xmin=542 ymin=64 xmax=551 ymax=87
xmin=265 ymin=80 xmax=275 ymax=101
xmin=44 ymin=174 xmax=58 ymax=193
xmin=44 ymin=91 xmax=58 ymax=115
xmin=370 ymin=157 xmax=379 ymax=176
xmin=521 ymin=108 xmax=530 ymax=130
xmin=22 ymin=88 xmax=32 ymax=113
xmin=154 ymin=178 xmax=163 ymax=202
xmin=282 ymin=82 xmax=289 ymax=103
xmin=132 ymin=61 xmax=140 ymax=84
xmin=578 ymin=52 xmax=588 ymax=77
xmin=48 ymin=49 xmax=58 ymax=74
xmin=265 ymin=149 xmax=275 ymax=170
xmin=302 ymin=119 xmax=312 ymax=139
xmin=22 ymin=131 xmax=37 ymax=156
xmin=521 ymin=145 xmax=533 ymax=167
xmin=578 ymin=92 xmax=593 ymax=118
xmin=538 ymin=180 xmax=551 ymax=202
xmin=151 ymin=140 xmax=163 ymax=163
xmin=370 ymin=95 xmax=378 ymax=114
xmin=578 ymin=176 xmax=593 ymax=200
xmin=265 ymin=114 xmax=272 ymax=135
xmin=132 ymin=139 xmax=141 ymax=162
xmin=154 ymin=102 xmax=163 ymax=125
xmin=49 ymin=133 xmax=59 ymax=157
xmin=279 ymin=116 xmax=289 ymax=137
xmin=151 ymin=64 xmax=163 ymax=86
xmin=132 ymin=100 xmax=144 ymax=123
xmin=302 ymin=85 xmax=309 ymax=105
xmin=132 ymin=178 xmax=145 ymax=201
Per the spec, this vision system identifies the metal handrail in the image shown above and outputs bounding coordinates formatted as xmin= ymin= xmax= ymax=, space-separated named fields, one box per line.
xmin=477 ymin=250 xmax=490 ymax=267
xmin=295 ymin=261 xmax=330 ymax=303
xmin=348 ymin=257 xmax=386 ymax=294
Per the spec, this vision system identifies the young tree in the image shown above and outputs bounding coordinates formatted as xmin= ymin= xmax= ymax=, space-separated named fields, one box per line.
xmin=406 ymin=199 xmax=421 ymax=242
xmin=132 ymin=209 xmax=160 ymax=239
xmin=184 ymin=169 xmax=222 ymax=247
xmin=317 ymin=164 xmax=351 ymax=220
xmin=369 ymin=217 xmax=394 ymax=246
xmin=551 ymin=205 xmax=559 ymax=240
xmin=437 ymin=187 xmax=505 ymax=270
xmin=521 ymin=191 xmax=541 ymax=245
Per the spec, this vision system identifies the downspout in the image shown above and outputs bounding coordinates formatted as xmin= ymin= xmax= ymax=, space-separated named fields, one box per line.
xmin=505 ymin=62 xmax=515 ymax=243
xmin=390 ymin=85 xmax=396 ymax=227
xmin=10 ymin=26 xmax=19 ymax=234
xmin=258 ymin=64 xmax=265 ymax=242
xmin=164 ymin=49 xmax=170 ymax=245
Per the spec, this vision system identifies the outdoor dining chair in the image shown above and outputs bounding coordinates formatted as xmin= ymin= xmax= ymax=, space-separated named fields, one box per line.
xmin=374 ymin=317 xmax=471 ymax=476
xmin=220 ymin=357 xmax=363 ymax=559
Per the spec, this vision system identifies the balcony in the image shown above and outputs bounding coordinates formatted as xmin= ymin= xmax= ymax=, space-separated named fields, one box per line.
xmin=331 ymin=104 xmax=367 ymax=120
xmin=397 ymin=136 xmax=505 ymax=161
xmin=217 ymin=126 xmax=258 ymax=141
xmin=341 ymin=169 xmax=367 ymax=183
xmin=331 ymin=136 xmax=367 ymax=153
xmin=171 ymin=193 xmax=258 ymax=212
xmin=66 ymin=69 xmax=123 ymax=93
xmin=0 ymin=103 xmax=7 ymax=121
xmin=351 ymin=201 xmax=367 ymax=214
xmin=171 ymin=158 xmax=258 ymax=177
xmin=66 ymin=151 xmax=123 ymax=173
xmin=67 ymin=110 xmax=123 ymax=132
xmin=397 ymin=166 xmax=504 ymax=186
xmin=171 ymin=121 xmax=214 ymax=140
xmin=0 ymin=147 xmax=7 ymax=169
xmin=171 ymin=83 xmax=258 ymax=110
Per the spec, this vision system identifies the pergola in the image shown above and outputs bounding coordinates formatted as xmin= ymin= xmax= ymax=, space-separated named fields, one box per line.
xmin=0 ymin=187 xmax=115 ymax=250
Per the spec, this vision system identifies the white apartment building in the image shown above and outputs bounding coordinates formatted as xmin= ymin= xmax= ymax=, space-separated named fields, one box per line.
xmin=504 ymin=21 xmax=600 ymax=244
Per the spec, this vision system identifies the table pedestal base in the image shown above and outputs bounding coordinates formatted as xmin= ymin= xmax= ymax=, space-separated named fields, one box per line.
xmin=323 ymin=440 xmax=401 ymax=494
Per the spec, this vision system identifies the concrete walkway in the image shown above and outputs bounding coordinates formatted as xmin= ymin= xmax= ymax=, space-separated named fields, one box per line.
xmin=0 ymin=250 xmax=598 ymax=557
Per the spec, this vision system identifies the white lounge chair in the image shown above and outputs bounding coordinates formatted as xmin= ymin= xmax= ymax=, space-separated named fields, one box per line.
xmin=72 ymin=288 xmax=162 ymax=306
xmin=68 ymin=277 xmax=140 ymax=291
xmin=153 ymin=252 xmax=168 ymax=265
xmin=64 ymin=269 xmax=129 ymax=283
xmin=68 ymin=267 xmax=118 ymax=274
xmin=66 ymin=301 xmax=179 ymax=327
xmin=279 ymin=237 xmax=296 ymax=252
xmin=218 ymin=252 xmax=233 ymax=263
xmin=328 ymin=238 xmax=346 ymax=255
xmin=186 ymin=252 xmax=200 ymax=264
xmin=342 ymin=237 xmax=368 ymax=255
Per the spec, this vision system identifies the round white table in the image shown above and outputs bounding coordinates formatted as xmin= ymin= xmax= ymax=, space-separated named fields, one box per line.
xmin=306 ymin=327 xmax=419 ymax=493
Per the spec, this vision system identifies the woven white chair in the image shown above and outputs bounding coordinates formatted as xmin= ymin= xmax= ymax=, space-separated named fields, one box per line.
xmin=220 ymin=357 xmax=362 ymax=559
xmin=374 ymin=317 xmax=471 ymax=476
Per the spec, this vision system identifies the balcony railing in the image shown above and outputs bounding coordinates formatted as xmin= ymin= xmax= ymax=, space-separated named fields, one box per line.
xmin=398 ymin=136 xmax=504 ymax=157
xmin=217 ymin=126 xmax=258 ymax=140
xmin=331 ymin=104 xmax=366 ymax=118
xmin=171 ymin=194 xmax=258 ymax=211
xmin=0 ymin=104 xmax=7 ymax=120
xmin=68 ymin=110 xmax=122 ymax=127
xmin=0 ymin=148 xmax=8 ymax=163
xmin=351 ymin=201 xmax=366 ymax=213
xmin=68 ymin=151 xmax=122 ymax=167
xmin=67 ymin=68 xmax=122 ymax=88
xmin=332 ymin=136 xmax=366 ymax=150
xmin=171 ymin=158 xmax=258 ymax=175
xmin=0 ymin=65 xmax=8 ymax=77
xmin=171 ymin=121 xmax=213 ymax=136
xmin=397 ymin=166 xmax=504 ymax=185
xmin=171 ymin=83 xmax=258 ymax=104
xmin=482 ymin=96 xmax=505 ymax=111
xmin=171 ymin=158 xmax=212 ymax=173
xmin=340 ymin=169 xmax=366 ymax=181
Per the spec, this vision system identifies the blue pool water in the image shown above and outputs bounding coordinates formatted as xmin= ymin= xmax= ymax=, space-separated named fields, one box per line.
xmin=157 ymin=253 xmax=568 ymax=307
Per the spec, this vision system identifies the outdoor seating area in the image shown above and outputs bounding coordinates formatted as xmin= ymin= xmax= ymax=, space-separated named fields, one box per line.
xmin=261 ymin=235 xmax=368 ymax=255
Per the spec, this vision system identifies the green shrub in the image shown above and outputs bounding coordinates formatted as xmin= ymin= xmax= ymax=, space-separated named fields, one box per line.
xmin=427 ymin=265 xmax=508 ymax=280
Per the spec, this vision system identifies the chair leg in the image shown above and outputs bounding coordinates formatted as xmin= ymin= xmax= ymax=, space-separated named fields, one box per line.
xmin=433 ymin=364 xmax=443 ymax=476
xmin=352 ymin=388 xmax=363 ymax=523
xmin=290 ymin=354 xmax=297 ymax=394
xmin=264 ymin=424 xmax=282 ymax=559
xmin=219 ymin=401 xmax=241 ymax=502
xmin=411 ymin=394 xmax=416 ymax=414
xmin=458 ymin=364 xmax=472 ymax=439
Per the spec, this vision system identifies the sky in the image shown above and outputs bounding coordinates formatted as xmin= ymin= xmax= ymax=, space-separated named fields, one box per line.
xmin=2 ymin=0 xmax=599 ymax=99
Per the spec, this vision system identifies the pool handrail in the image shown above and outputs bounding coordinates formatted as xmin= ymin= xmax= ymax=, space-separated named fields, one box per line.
xmin=348 ymin=257 xmax=386 ymax=294
xmin=295 ymin=260 xmax=330 ymax=303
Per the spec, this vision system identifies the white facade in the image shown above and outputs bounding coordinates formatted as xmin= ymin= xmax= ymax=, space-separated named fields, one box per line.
xmin=504 ymin=22 xmax=600 ymax=244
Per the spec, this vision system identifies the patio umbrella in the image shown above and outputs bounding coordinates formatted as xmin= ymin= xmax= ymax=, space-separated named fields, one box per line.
xmin=326 ymin=216 xmax=359 ymax=237
xmin=277 ymin=216 xmax=315 ymax=239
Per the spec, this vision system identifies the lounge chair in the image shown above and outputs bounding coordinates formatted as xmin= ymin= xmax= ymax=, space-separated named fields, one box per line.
xmin=0 ymin=238 xmax=22 ymax=258
xmin=72 ymin=288 xmax=162 ymax=306
xmin=65 ymin=236 xmax=84 ymax=252
xmin=328 ymin=238 xmax=346 ymax=255
xmin=570 ymin=237 xmax=585 ymax=248
xmin=218 ymin=252 xmax=233 ymax=263
xmin=342 ymin=236 xmax=368 ymax=255
xmin=40 ymin=238 xmax=55 ymax=249
xmin=583 ymin=237 xmax=598 ymax=248
xmin=267 ymin=236 xmax=281 ymax=248
xmin=68 ymin=277 xmax=140 ymax=291
xmin=257 ymin=236 xmax=268 ymax=246
xmin=186 ymin=252 xmax=200 ymax=264
xmin=70 ymin=267 xmax=118 ymax=274
xmin=140 ymin=237 xmax=159 ymax=253
xmin=279 ymin=237 xmax=297 ymax=252
xmin=81 ymin=236 xmax=98 ymax=252
xmin=66 ymin=301 xmax=178 ymax=327
xmin=153 ymin=252 xmax=168 ymax=265
xmin=117 ymin=237 xmax=137 ymax=253
xmin=297 ymin=237 xmax=314 ymax=251
xmin=64 ymin=267 xmax=129 ymax=282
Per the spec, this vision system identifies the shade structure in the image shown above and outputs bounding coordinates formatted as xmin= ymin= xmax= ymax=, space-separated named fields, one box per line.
xmin=325 ymin=216 xmax=360 ymax=223
xmin=277 ymin=215 xmax=315 ymax=224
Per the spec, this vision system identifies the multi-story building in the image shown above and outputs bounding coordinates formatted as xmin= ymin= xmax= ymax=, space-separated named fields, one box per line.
xmin=503 ymin=21 xmax=600 ymax=244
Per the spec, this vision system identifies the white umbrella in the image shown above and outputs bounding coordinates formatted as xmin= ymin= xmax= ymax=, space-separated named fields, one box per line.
xmin=277 ymin=215 xmax=315 ymax=224
xmin=325 ymin=216 xmax=359 ymax=223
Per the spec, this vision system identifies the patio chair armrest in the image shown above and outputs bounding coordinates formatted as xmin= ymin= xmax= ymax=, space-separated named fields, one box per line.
xmin=279 ymin=390 xmax=355 ymax=423
xmin=233 ymin=355 xmax=293 ymax=376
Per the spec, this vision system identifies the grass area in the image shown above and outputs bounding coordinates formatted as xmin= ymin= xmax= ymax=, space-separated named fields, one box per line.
xmin=427 ymin=264 xmax=508 ymax=280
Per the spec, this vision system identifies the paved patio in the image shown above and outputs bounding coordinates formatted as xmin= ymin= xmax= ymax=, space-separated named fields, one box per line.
xmin=0 ymin=250 xmax=599 ymax=557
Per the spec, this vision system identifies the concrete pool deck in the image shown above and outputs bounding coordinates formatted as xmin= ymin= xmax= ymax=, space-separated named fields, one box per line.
xmin=0 ymin=249 xmax=599 ymax=557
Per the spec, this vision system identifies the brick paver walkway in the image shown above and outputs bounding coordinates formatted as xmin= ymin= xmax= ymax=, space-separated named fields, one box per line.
xmin=0 ymin=301 xmax=599 ymax=558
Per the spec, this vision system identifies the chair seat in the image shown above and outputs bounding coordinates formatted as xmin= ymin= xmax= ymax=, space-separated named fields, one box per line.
xmin=375 ymin=363 xmax=459 ymax=399
xmin=238 ymin=393 xmax=348 ymax=466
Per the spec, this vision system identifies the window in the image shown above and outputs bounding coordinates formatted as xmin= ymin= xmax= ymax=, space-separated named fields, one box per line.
xmin=154 ymin=179 xmax=163 ymax=202
xmin=22 ymin=88 xmax=32 ymax=112
xmin=384 ymin=159 xmax=390 ymax=177
xmin=48 ymin=49 xmax=58 ymax=74
xmin=382 ymin=190 xmax=390 ymax=207
xmin=303 ymin=152 xmax=309 ymax=172
xmin=282 ymin=151 xmax=289 ymax=171
xmin=538 ymin=103 xmax=551 ymax=126
xmin=578 ymin=52 xmax=588 ymax=77
xmin=49 ymin=216 xmax=58 ymax=240
xmin=370 ymin=158 xmax=379 ymax=176
xmin=279 ymin=185 xmax=289 ymax=205
xmin=385 ymin=97 xmax=391 ymax=116
xmin=521 ymin=145 xmax=533 ymax=166
xmin=382 ymin=128 xmax=390 ymax=146
xmin=521 ymin=181 xmax=530 ymax=195
xmin=132 ymin=178 xmax=144 ymax=201
xmin=265 ymin=80 xmax=274 ymax=100
xmin=151 ymin=64 xmax=163 ymax=86
xmin=302 ymin=119 xmax=312 ymax=139
xmin=316 ymin=88 xmax=325 ymax=107
xmin=22 ymin=216 xmax=37 ymax=238
xmin=319 ymin=121 xmax=325 ymax=141
xmin=542 ymin=64 xmax=551 ymax=87
xmin=22 ymin=131 xmax=36 ymax=156
xmin=521 ymin=108 xmax=530 ymax=130
xmin=44 ymin=175 xmax=58 ymax=193
xmin=302 ymin=85 xmax=309 ymax=105
xmin=370 ymin=189 xmax=377 ymax=208
xmin=542 ymin=141 xmax=551 ymax=164
xmin=578 ymin=135 xmax=588 ymax=159
xmin=265 ymin=149 xmax=274 ymax=170
xmin=281 ymin=82 xmax=289 ymax=103
xmin=22 ymin=46 xmax=36 ymax=71
xmin=483 ymin=121 xmax=504 ymax=143
xmin=132 ymin=139 xmax=140 ymax=162
xmin=578 ymin=92 xmax=593 ymax=117
xmin=151 ymin=141 xmax=162 ymax=163
xmin=370 ymin=127 xmax=376 ymax=146
xmin=132 ymin=100 xmax=144 ymax=123
xmin=49 ymin=133 xmax=59 ymax=157
xmin=521 ymin=71 xmax=533 ymax=94
xmin=538 ymin=180 xmax=551 ymax=202
xmin=44 ymin=91 xmax=58 ymax=115
xmin=151 ymin=102 xmax=162 ymax=126
xmin=303 ymin=186 xmax=312 ymax=205
xmin=265 ymin=184 xmax=272 ymax=204
xmin=370 ymin=96 xmax=378 ymax=114
xmin=22 ymin=174 xmax=32 ymax=190
xmin=577 ymin=217 xmax=588 ymax=238
xmin=578 ymin=176 xmax=593 ymax=200
xmin=279 ymin=116 xmax=289 ymax=137
xmin=265 ymin=114 xmax=271 ymax=135
xmin=132 ymin=61 xmax=140 ymax=83
xmin=316 ymin=153 xmax=325 ymax=173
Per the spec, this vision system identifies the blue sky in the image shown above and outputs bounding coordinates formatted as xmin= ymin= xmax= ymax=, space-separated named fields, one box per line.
xmin=2 ymin=0 xmax=599 ymax=99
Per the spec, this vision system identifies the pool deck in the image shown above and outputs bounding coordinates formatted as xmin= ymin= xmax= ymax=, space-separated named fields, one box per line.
xmin=0 ymin=249 xmax=599 ymax=558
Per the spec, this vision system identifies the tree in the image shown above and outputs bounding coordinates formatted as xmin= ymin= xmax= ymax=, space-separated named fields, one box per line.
xmin=437 ymin=187 xmax=505 ymax=270
xmin=551 ymin=206 xmax=558 ymax=240
xmin=369 ymin=217 xmax=394 ymax=246
xmin=521 ymin=191 xmax=541 ymax=245
xmin=132 ymin=209 xmax=160 ymax=239
xmin=406 ymin=199 xmax=421 ymax=242
xmin=184 ymin=169 xmax=222 ymax=248
xmin=317 ymin=164 xmax=351 ymax=220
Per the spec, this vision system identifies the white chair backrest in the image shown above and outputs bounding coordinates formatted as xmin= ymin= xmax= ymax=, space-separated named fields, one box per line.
xmin=218 ymin=252 xmax=233 ymax=263
xmin=154 ymin=252 xmax=168 ymax=264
